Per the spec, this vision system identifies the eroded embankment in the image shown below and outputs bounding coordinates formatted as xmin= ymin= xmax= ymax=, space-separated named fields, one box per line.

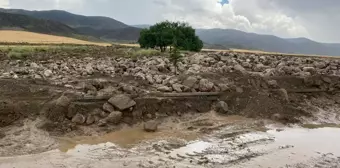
xmin=1 ymin=49 xmax=340 ymax=165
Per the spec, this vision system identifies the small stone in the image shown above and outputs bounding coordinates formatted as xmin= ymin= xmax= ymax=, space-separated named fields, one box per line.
xmin=215 ymin=101 xmax=229 ymax=114
xmin=144 ymin=120 xmax=159 ymax=132
xmin=103 ymin=103 xmax=115 ymax=113
xmin=199 ymin=79 xmax=214 ymax=92
xmin=86 ymin=115 xmax=95 ymax=125
xmin=146 ymin=74 xmax=155 ymax=84
xmin=97 ymin=119 xmax=107 ymax=127
xmin=172 ymin=84 xmax=183 ymax=92
xmin=182 ymin=76 xmax=198 ymax=88
xmin=106 ymin=111 xmax=123 ymax=124
xmin=72 ymin=113 xmax=86 ymax=124
xmin=267 ymin=80 xmax=278 ymax=88
xmin=0 ymin=132 xmax=5 ymax=139
xmin=157 ymin=86 xmax=173 ymax=92
xmin=322 ymin=77 xmax=332 ymax=83
xmin=277 ymin=88 xmax=289 ymax=102
xmin=30 ymin=62 xmax=39 ymax=68
xmin=234 ymin=64 xmax=246 ymax=72
xmin=236 ymin=87 xmax=244 ymax=93
xmin=44 ymin=69 xmax=53 ymax=77
xmin=108 ymin=94 xmax=136 ymax=111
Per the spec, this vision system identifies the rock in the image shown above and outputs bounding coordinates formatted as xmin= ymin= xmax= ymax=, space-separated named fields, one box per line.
xmin=106 ymin=111 xmax=123 ymax=124
xmin=85 ymin=64 xmax=94 ymax=75
xmin=122 ymin=85 xmax=135 ymax=94
xmin=157 ymin=86 xmax=172 ymax=92
xmin=233 ymin=64 xmax=246 ymax=72
xmin=72 ymin=113 xmax=86 ymax=124
xmin=43 ymin=69 xmax=53 ymax=77
xmin=33 ymin=74 xmax=42 ymax=79
xmin=215 ymin=101 xmax=229 ymax=114
xmin=322 ymin=77 xmax=332 ymax=83
xmin=277 ymin=88 xmax=289 ymax=102
xmin=236 ymin=87 xmax=244 ymax=93
xmin=267 ymin=80 xmax=279 ymax=88
xmin=97 ymin=119 xmax=107 ymax=127
xmin=199 ymin=79 xmax=214 ymax=92
xmin=182 ymin=76 xmax=198 ymax=88
xmin=0 ymin=132 xmax=5 ymax=139
xmin=146 ymin=74 xmax=155 ymax=84
xmin=86 ymin=115 xmax=95 ymax=125
xmin=218 ymin=84 xmax=229 ymax=92
xmin=108 ymin=94 xmax=136 ymax=111
xmin=271 ymin=113 xmax=282 ymax=121
xmin=103 ymin=103 xmax=115 ymax=113
xmin=172 ymin=84 xmax=183 ymax=92
xmin=30 ymin=62 xmax=39 ymax=68
xmin=144 ymin=120 xmax=159 ymax=132
xmin=97 ymin=86 xmax=117 ymax=97
xmin=303 ymin=67 xmax=316 ymax=74
xmin=56 ymin=95 xmax=71 ymax=107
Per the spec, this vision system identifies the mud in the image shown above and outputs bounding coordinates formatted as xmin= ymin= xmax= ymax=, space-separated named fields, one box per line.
xmin=2 ymin=47 xmax=340 ymax=167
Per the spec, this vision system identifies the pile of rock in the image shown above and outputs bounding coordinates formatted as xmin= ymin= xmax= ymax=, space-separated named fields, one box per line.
xmin=45 ymin=94 xmax=137 ymax=127
xmin=2 ymin=51 xmax=340 ymax=95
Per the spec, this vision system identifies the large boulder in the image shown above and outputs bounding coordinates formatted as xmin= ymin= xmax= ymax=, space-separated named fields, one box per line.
xmin=144 ymin=120 xmax=159 ymax=132
xmin=108 ymin=94 xmax=136 ymax=111
xmin=44 ymin=95 xmax=71 ymax=122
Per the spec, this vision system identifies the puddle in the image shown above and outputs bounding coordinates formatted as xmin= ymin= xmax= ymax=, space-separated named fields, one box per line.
xmin=58 ymin=126 xmax=198 ymax=152
xmin=58 ymin=115 xmax=250 ymax=152
xmin=1 ymin=126 xmax=340 ymax=168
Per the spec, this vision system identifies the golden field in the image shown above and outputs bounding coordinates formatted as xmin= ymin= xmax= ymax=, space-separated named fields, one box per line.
xmin=0 ymin=30 xmax=111 ymax=46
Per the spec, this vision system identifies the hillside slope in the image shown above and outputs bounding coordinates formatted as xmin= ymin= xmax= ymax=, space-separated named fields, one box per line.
xmin=0 ymin=8 xmax=140 ymax=41
xmin=196 ymin=29 xmax=340 ymax=56
xmin=0 ymin=8 xmax=128 ymax=30
xmin=0 ymin=11 xmax=77 ymax=36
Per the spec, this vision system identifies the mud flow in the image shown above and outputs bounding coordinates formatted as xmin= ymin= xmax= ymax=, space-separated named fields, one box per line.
xmin=1 ymin=48 xmax=340 ymax=167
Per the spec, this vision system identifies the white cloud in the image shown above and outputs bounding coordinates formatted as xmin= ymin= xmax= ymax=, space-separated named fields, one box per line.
xmin=0 ymin=0 xmax=9 ymax=8
xmin=5 ymin=0 xmax=340 ymax=43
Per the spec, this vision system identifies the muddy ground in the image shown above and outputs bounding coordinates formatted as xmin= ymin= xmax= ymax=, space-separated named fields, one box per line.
xmin=1 ymin=46 xmax=340 ymax=167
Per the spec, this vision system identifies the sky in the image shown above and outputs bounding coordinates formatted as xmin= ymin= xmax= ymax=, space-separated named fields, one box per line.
xmin=0 ymin=0 xmax=339 ymax=43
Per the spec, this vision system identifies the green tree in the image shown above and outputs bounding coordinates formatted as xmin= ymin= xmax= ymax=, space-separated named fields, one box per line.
xmin=138 ymin=21 xmax=203 ymax=52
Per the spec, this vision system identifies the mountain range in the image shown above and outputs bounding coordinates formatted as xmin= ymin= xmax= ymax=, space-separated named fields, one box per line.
xmin=1 ymin=8 xmax=340 ymax=56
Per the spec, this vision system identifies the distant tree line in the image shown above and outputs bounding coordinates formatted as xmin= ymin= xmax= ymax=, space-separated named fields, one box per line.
xmin=138 ymin=21 xmax=203 ymax=52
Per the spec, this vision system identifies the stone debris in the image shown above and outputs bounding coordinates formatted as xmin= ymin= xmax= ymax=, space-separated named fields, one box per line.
xmin=144 ymin=120 xmax=159 ymax=132
xmin=108 ymin=94 xmax=136 ymax=111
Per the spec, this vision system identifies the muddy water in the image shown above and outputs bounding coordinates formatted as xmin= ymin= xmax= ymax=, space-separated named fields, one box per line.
xmin=58 ymin=126 xmax=198 ymax=152
xmin=58 ymin=114 xmax=248 ymax=152
xmin=1 ymin=115 xmax=340 ymax=168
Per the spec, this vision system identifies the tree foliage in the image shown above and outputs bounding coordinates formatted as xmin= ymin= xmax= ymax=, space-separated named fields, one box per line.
xmin=138 ymin=21 xmax=203 ymax=52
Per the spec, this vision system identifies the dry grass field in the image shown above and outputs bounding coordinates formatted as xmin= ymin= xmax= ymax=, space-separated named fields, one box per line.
xmin=0 ymin=30 xmax=111 ymax=46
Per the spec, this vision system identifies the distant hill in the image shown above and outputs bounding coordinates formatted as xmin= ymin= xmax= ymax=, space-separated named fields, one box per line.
xmin=196 ymin=29 xmax=340 ymax=56
xmin=0 ymin=11 xmax=77 ymax=36
xmin=75 ymin=26 xmax=141 ymax=41
xmin=0 ymin=8 xmax=128 ymax=30
xmin=0 ymin=8 xmax=141 ymax=41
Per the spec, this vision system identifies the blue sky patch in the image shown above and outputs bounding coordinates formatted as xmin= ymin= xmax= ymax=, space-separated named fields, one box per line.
xmin=220 ymin=0 xmax=229 ymax=5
